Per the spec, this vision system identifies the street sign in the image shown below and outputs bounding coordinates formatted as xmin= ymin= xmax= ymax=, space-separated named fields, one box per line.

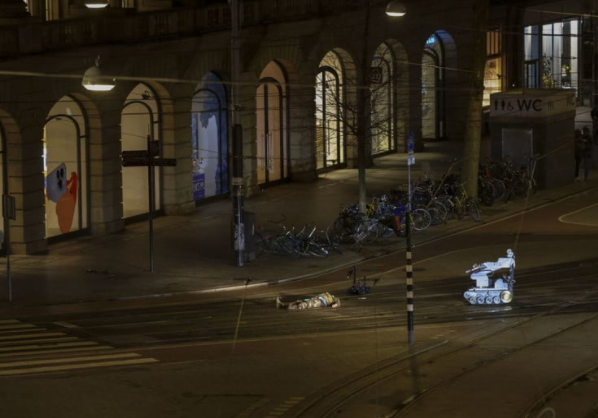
xmin=122 ymin=157 xmax=149 ymax=167
xmin=148 ymin=141 xmax=160 ymax=157
xmin=407 ymin=131 xmax=415 ymax=166
xmin=153 ymin=158 xmax=177 ymax=166
xmin=121 ymin=157 xmax=177 ymax=167
xmin=122 ymin=150 xmax=148 ymax=159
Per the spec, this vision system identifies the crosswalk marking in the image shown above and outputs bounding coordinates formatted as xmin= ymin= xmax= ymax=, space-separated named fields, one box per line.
xmin=0 ymin=357 xmax=158 ymax=376
xmin=0 ymin=336 xmax=79 ymax=346
xmin=0 ymin=335 xmax=79 ymax=348
xmin=0 ymin=345 xmax=112 ymax=358
xmin=0 ymin=340 xmax=99 ymax=353
xmin=0 ymin=324 xmax=36 ymax=331
xmin=0 ymin=319 xmax=159 ymax=377
xmin=0 ymin=327 xmax=45 ymax=335
xmin=0 ymin=332 xmax=72 ymax=341
xmin=265 ymin=397 xmax=305 ymax=418
xmin=0 ymin=352 xmax=142 ymax=369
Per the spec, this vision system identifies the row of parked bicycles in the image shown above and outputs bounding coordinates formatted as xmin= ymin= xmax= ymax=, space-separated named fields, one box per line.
xmin=477 ymin=156 xmax=538 ymax=206
xmin=255 ymin=156 xmax=538 ymax=258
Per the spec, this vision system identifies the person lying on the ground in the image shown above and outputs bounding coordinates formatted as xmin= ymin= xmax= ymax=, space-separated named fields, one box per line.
xmin=276 ymin=292 xmax=341 ymax=310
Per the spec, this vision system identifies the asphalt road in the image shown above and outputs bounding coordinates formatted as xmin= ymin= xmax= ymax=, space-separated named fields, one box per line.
xmin=0 ymin=193 xmax=597 ymax=418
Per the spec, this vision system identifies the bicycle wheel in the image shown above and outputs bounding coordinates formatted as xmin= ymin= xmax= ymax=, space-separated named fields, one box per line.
xmin=353 ymin=219 xmax=378 ymax=244
xmin=478 ymin=180 xmax=495 ymax=207
xmin=437 ymin=195 xmax=455 ymax=220
xmin=428 ymin=201 xmax=447 ymax=225
xmin=305 ymin=242 xmax=329 ymax=257
xmin=466 ymin=199 xmax=481 ymax=222
xmin=511 ymin=179 xmax=528 ymax=199
xmin=278 ymin=235 xmax=301 ymax=258
xmin=411 ymin=208 xmax=431 ymax=232
xmin=454 ymin=198 xmax=465 ymax=220
xmin=491 ymin=179 xmax=507 ymax=202
xmin=327 ymin=218 xmax=349 ymax=243
xmin=376 ymin=221 xmax=396 ymax=238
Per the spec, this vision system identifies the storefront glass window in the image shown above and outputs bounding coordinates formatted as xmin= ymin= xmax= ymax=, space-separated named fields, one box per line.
xmin=524 ymin=19 xmax=579 ymax=91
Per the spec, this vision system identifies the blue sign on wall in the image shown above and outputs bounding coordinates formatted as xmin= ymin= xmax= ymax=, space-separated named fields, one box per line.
xmin=193 ymin=173 xmax=205 ymax=200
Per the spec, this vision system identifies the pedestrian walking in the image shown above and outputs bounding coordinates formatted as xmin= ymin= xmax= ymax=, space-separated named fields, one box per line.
xmin=574 ymin=128 xmax=584 ymax=180
xmin=579 ymin=126 xmax=592 ymax=180
xmin=276 ymin=292 xmax=341 ymax=310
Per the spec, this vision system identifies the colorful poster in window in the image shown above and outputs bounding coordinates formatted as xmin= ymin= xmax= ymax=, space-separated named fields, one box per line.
xmin=46 ymin=163 xmax=78 ymax=233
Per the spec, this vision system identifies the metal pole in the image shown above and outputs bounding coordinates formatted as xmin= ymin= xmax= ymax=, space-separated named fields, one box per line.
xmin=6 ymin=224 xmax=10 ymax=303
xmin=230 ymin=0 xmax=245 ymax=267
xmin=2 ymin=194 xmax=14 ymax=302
xmin=406 ymin=159 xmax=414 ymax=344
xmin=147 ymin=136 xmax=155 ymax=273
xmin=592 ymin=7 xmax=598 ymax=144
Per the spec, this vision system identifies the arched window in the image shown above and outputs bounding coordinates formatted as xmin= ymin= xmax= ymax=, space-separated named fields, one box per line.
xmin=192 ymin=73 xmax=229 ymax=201
xmin=371 ymin=43 xmax=395 ymax=155
xmin=43 ymin=96 xmax=88 ymax=238
xmin=315 ymin=51 xmax=346 ymax=170
xmin=256 ymin=61 xmax=289 ymax=185
xmin=121 ymin=84 xmax=161 ymax=219
xmin=422 ymin=33 xmax=445 ymax=140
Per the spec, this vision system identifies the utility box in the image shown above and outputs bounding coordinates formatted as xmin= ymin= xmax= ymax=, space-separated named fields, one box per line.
xmin=489 ymin=89 xmax=577 ymax=189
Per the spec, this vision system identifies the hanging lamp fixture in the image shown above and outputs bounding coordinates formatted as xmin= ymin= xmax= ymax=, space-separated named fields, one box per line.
xmin=82 ymin=56 xmax=116 ymax=92
xmin=386 ymin=1 xmax=407 ymax=17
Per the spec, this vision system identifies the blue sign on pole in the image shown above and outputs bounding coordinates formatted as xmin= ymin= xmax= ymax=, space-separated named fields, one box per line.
xmin=407 ymin=131 xmax=415 ymax=165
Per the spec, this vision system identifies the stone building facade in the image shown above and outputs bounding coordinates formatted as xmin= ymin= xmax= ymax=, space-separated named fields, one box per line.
xmin=0 ymin=0 xmax=592 ymax=254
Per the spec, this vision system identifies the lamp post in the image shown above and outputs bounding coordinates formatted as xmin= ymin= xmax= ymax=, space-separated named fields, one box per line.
xmin=229 ymin=0 xmax=245 ymax=267
xmin=386 ymin=2 xmax=414 ymax=345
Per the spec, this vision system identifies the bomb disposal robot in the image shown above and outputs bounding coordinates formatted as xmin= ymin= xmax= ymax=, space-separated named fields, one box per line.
xmin=464 ymin=249 xmax=516 ymax=305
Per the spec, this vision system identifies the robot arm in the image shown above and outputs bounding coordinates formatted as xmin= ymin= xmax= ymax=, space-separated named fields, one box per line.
xmin=478 ymin=249 xmax=515 ymax=273
xmin=466 ymin=263 xmax=486 ymax=274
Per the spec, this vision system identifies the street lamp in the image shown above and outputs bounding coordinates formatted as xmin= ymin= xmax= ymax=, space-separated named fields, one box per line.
xmin=82 ymin=56 xmax=115 ymax=92
xmin=386 ymin=1 xmax=406 ymax=17
xmin=229 ymin=0 xmax=245 ymax=267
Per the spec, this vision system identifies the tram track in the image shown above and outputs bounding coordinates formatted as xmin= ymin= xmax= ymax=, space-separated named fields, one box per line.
xmin=285 ymin=275 xmax=598 ymax=418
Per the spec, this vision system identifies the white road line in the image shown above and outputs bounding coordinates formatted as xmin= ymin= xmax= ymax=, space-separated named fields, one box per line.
xmin=0 ymin=357 xmax=158 ymax=376
xmin=0 ymin=327 xmax=47 ymax=336
xmin=53 ymin=321 xmax=80 ymax=329
xmin=0 ymin=352 xmax=141 ymax=368
xmin=0 ymin=320 xmax=21 ymax=325
xmin=0 ymin=332 xmax=66 ymax=341
xmin=558 ymin=202 xmax=598 ymax=225
xmin=0 ymin=336 xmax=79 ymax=346
xmin=0 ymin=324 xmax=36 ymax=331
xmin=0 ymin=345 xmax=112 ymax=358
xmin=0 ymin=341 xmax=98 ymax=352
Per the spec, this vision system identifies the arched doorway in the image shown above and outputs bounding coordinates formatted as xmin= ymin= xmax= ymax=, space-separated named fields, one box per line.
xmin=43 ymin=96 xmax=88 ymax=239
xmin=371 ymin=43 xmax=396 ymax=155
xmin=315 ymin=51 xmax=346 ymax=170
xmin=191 ymin=73 xmax=229 ymax=201
xmin=121 ymin=84 xmax=161 ymax=219
xmin=256 ymin=61 xmax=289 ymax=185
xmin=422 ymin=33 xmax=445 ymax=140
